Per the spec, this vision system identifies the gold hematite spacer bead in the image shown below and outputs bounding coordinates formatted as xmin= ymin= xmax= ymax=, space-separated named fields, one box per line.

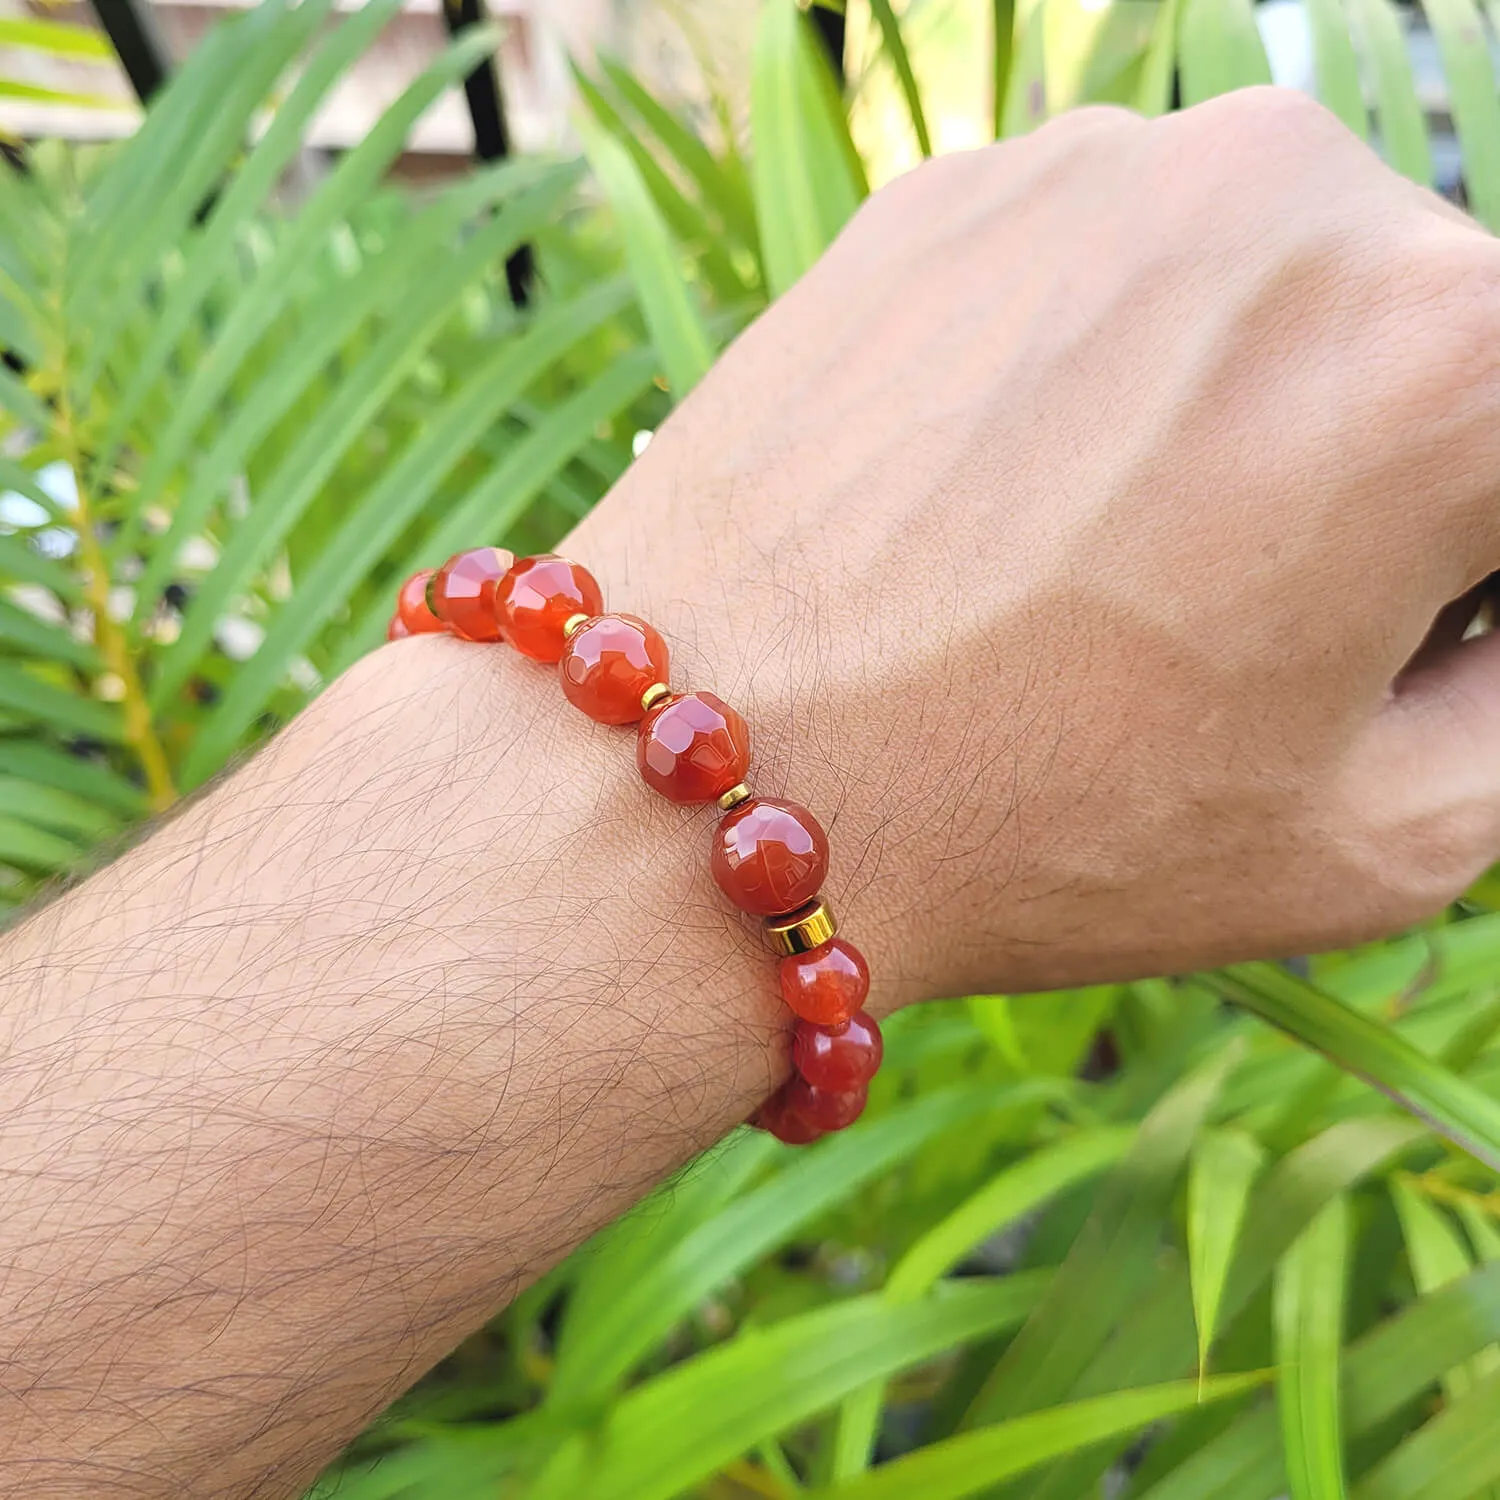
xmin=765 ymin=899 xmax=836 ymax=957
xmin=640 ymin=681 xmax=672 ymax=713
xmin=717 ymin=782 xmax=752 ymax=812
xmin=562 ymin=613 xmax=591 ymax=640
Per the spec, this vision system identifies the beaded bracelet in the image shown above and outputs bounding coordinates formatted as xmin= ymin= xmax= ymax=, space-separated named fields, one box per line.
xmin=388 ymin=547 xmax=882 ymax=1145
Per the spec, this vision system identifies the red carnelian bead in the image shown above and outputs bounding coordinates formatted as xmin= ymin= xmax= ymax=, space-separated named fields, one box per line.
xmin=387 ymin=612 xmax=410 ymax=641
xmin=754 ymin=1085 xmax=825 ymax=1145
xmin=711 ymin=798 xmax=828 ymax=916
xmin=793 ymin=1011 xmax=883 ymax=1092
xmin=637 ymin=691 xmax=750 ymax=804
xmin=780 ymin=938 xmax=870 ymax=1025
xmin=496 ymin=554 xmax=604 ymax=663
xmin=397 ymin=568 xmax=444 ymax=636
xmin=560 ymin=614 xmax=669 ymax=724
xmin=430 ymin=547 xmax=512 ymax=642
xmin=786 ymin=1076 xmax=868 ymax=1132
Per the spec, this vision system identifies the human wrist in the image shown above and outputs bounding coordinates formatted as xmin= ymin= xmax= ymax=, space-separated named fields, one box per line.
xmin=309 ymin=633 xmax=796 ymax=1125
xmin=378 ymin=536 xmax=922 ymax=1141
xmin=562 ymin=484 xmax=1020 ymax=1015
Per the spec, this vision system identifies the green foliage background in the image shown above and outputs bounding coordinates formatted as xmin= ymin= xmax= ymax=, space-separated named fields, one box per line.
xmin=4 ymin=0 xmax=1500 ymax=1495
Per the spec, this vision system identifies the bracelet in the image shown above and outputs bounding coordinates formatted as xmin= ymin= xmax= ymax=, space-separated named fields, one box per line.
xmin=388 ymin=547 xmax=882 ymax=1145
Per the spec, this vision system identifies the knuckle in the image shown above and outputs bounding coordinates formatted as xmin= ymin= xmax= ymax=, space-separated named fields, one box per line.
xmin=1334 ymin=743 xmax=1494 ymax=927
xmin=1034 ymin=102 xmax=1142 ymax=145
xmin=1025 ymin=105 xmax=1146 ymax=178
xmin=1236 ymin=83 xmax=1331 ymax=122
xmin=1357 ymin=804 xmax=1489 ymax=925
xmin=852 ymin=108 xmax=1144 ymax=236
xmin=1195 ymin=84 xmax=1337 ymax=142
xmin=1408 ymin=848 xmax=1479 ymax=917
xmin=1403 ymin=230 xmax=1500 ymax=356
xmin=1165 ymin=86 xmax=1360 ymax=202
xmin=1365 ymin=227 xmax=1500 ymax=517
xmin=856 ymin=148 xmax=973 ymax=224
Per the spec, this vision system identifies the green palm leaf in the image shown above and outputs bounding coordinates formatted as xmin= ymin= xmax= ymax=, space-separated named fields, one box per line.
xmin=0 ymin=2 xmax=647 ymax=900
xmin=869 ymin=0 xmax=934 ymax=156
xmin=111 ymin=23 xmax=504 ymax=568
xmin=1347 ymin=0 xmax=1436 ymax=185
xmin=1356 ymin=1366 xmax=1500 ymax=1500
xmin=1213 ymin=963 xmax=1500 ymax=1171
xmin=1275 ymin=1196 xmax=1351 ymax=1500
xmin=0 ymin=17 xmax=113 ymax=59
xmin=183 ymin=287 xmax=646 ymax=784
xmin=577 ymin=116 xmax=717 ymax=399
xmin=144 ymin=164 xmax=579 ymax=708
xmin=595 ymin=55 xmax=760 ymax=251
xmin=1304 ymin=0 xmax=1370 ymax=135
xmin=1426 ymin=0 xmax=1500 ymax=229
xmin=751 ymin=0 xmax=867 ymax=297
xmin=1189 ymin=1127 xmax=1265 ymax=1378
xmin=573 ymin=64 xmax=753 ymax=303
xmin=545 ymin=1082 xmax=1056 ymax=1409
xmin=1177 ymin=0 xmax=1272 ymax=103
xmin=88 ymin=0 xmax=411 ymax=482
xmin=1136 ymin=1259 xmax=1500 ymax=1500
xmin=527 ymin=1277 xmax=1052 ymax=1500
xmin=964 ymin=1044 xmax=1240 ymax=1428
xmin=833 ymin=1126 xmax=1133 ymax=1478
xmin=820 ymin=1375 xmax=1269 ymax=1500
xmin=1391 ymin=1174 xmax=1500 ymax=1411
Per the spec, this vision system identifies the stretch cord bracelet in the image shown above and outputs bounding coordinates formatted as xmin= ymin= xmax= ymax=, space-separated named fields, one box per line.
xmin=387 ymin=547 xmax=883 ymax=1146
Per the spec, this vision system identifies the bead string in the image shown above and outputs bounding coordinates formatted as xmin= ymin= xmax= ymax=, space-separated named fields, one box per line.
xmin=388 ymin=548 xmax=883 ymax=1145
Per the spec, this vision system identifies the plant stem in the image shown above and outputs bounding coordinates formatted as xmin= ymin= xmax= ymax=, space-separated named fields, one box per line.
xmin=757 ymin=1438 xmax=804 ymax=1493
xmin=1414 ymin=1172 xmax=1500 ymax=1216
xmin=992 ymin=0 xmax=1015 ymax=136
xmin=54 ymin=355 xmax=176 ymax=813
xmin=718 ymin=1458 xmax=791 ymax=1499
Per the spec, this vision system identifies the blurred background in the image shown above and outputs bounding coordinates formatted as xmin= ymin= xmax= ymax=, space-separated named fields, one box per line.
xmin=2 ymin=0 xmax=1490 ymax=188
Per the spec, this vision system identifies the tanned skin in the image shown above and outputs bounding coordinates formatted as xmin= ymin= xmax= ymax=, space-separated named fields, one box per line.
xmin=8 ymin=90 xmax=1500 ymax=1496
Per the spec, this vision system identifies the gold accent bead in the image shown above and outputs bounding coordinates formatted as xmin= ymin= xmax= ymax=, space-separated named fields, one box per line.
xmin=717 ymin=782 xmax=752 ymax=812
xmin=562 ymin=613 xmax=591 ymax=640
xmin=640 ymin=681 xmax=672 ymax=713
xmin=765 ymin=899 xmax=836 ymax=957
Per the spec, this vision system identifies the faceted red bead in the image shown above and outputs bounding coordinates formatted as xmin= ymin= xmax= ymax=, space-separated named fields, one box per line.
xmin=793 ymin=1011 xmax=883 ymax=1093
xmin=637 ymin=691 xmax=750 ymax=804
xmin=779 ymin=938 xmax=870 ymax=1025
xmin=496 ymin=554 xmax=604 ymax=664
xmin=560 ymin=614 xmax=669 ymax=724
xmin=396 ymin=568 xmax=444 ymax=636
xmin=754 ymin=1085 xmax=825 ymax=1145
xmin=430 ymin=547 xmax=512 ymax=642
xmin=786 ymin=1076 xmax=868 ymax=1132
xmin=711 ymin=798 xmax=828 ymax=916
xmin=387 ymin=611 xmax=410 ymax=642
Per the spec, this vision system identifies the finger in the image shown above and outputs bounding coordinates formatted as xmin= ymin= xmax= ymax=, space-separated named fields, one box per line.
xmin=1334 ymin=630 xmax=1500 ymax=933
xmin=1369 ymin=630 xmax=1500 ymax=895
xmin=1398 ymin=578 xmax=1493 ymax=682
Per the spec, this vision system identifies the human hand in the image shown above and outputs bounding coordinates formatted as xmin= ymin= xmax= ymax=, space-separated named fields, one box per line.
xmin=15 ymin=90 xmax=1500 ymax=1498
xmin=570 ymin=86 xmax=1500 ymax=1003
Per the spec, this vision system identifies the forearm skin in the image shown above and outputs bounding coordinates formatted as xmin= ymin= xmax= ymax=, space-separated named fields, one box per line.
xmin=0 ymin=639 xmax=821 ymax=1497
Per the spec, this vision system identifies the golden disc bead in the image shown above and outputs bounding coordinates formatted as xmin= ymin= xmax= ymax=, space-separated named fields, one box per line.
xmin=765 ymin=899 xmax=836 ymax=956
xmin=717 ymin=782 xmax=752 ymax=812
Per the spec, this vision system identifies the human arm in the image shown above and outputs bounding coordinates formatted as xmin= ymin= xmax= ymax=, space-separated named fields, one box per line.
xmin=7 ymin=88 xmax=1500 ymax=1497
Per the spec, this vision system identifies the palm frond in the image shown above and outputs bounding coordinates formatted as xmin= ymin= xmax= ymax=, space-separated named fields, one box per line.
xmin=0 ymin=0 xmax=656 ymax=895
